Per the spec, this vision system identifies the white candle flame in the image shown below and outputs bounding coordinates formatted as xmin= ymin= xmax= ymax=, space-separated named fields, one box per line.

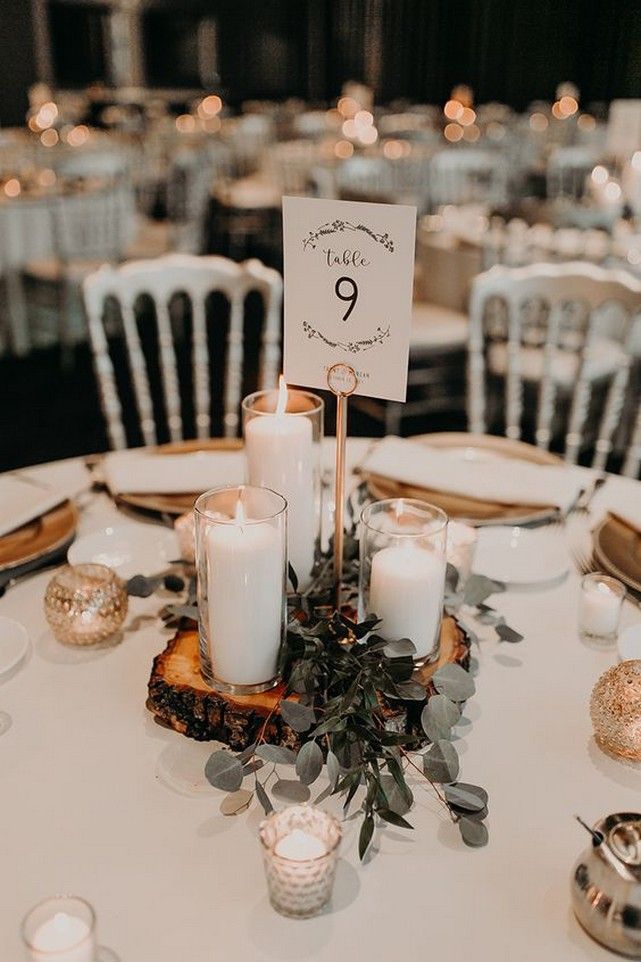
xmin=235 ymin=497 xmax=246 ymax=524
xmin=275 ymin=375 xmax=288 ymax=416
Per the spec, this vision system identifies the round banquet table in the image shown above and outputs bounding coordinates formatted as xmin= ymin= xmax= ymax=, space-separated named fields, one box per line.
xmin=2 ymin=439 xmax=641 ymax=961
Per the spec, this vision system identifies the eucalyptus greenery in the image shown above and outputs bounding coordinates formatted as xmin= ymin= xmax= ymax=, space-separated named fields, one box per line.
xmin=204 ymin=607 xmax=489 ymax=856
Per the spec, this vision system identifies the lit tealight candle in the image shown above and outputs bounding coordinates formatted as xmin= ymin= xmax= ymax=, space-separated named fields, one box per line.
xmin=22 ymin=898 xmax=96 ymax=962
xmin=274 ymin=828 xmax=327 ymax=860
xmin=259 ymin=805 xmax=342 ymax=918
xmin=579 ymin=573 xmax=625 ymax=642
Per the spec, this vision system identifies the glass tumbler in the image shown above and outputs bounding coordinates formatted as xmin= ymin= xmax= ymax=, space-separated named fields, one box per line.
xmin=579 ymin=572 xmax=625 ymax=644
xmin=195 ymin=484 xmax=287 ymax=694
xmin=21 ymin=895 xmax=97 ymax=961
xmin=359 ymin=498 xmax=448 ymax=664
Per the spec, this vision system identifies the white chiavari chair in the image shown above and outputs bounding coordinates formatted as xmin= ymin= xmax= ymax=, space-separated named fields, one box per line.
xmin=467 ymin=262 xmax=641 ymax=474
xmin=429 ymin=148 xmax=509 ymax=209
xmin=546 ymin=146 xmax=600 ymax=200
xmin=83 ymin=253 xmax=282 ymax=449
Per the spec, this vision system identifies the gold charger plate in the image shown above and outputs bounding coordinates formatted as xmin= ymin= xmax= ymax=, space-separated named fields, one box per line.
xmin=593 ymin=515 xmax=641 ymax=595
xmin=0 ymin=500 xmax=78 ymax=573
xmin=114 ymin=438 xmax=244 ymax=518
xmin=363 ymin=432 xmax=563 ymax=526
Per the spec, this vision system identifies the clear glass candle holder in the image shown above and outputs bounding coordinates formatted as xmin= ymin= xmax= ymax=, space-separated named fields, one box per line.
xmin=446 ymin=520 xmax=478 ymax=587
xmin=360 ymin=498 xmax=448 ymax=665
xmin=44 ymin=564 xmax=128 ymax=646
xmin=242 ymin=384 xmax=323 ymax=592
xmin=259 ymin=804 xmax=342 ymax=918
xmin=21 ymin=895 xmax=97 ymax=961
xmin=579 ymin=572 xmax=626 ymax=644
xmin=195 ymin=484 xmax=287 ymax=694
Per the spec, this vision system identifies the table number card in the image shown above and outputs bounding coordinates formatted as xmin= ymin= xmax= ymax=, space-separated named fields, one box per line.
xmin=282 ymin=196 xmax=417 ymax=401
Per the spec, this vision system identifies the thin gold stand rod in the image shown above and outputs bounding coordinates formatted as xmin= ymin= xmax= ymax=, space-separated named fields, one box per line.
xmin=333 ymin=392 xmax=348 ymax=612
xmin=326 ymin=363 xmax=358 ymax=613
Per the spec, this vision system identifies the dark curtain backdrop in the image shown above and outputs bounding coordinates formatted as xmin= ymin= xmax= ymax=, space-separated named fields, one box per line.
xmin=1 ymin=0 xmax=641 ymax=124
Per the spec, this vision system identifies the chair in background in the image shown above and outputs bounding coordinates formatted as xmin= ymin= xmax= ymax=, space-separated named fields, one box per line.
xmin=337 ymin=151 xmax=432 ymax=212
xmin=467 ymin=262 xmax=641 ymax=475
xmin=165 ymin=145 xmax=233 ymax=254
xmin=429 ymin=148 xmax=509 ymax=209
xmin=83 ymin=253 xmax=282 ymax=449
xmin=546 ymin=146 xmax=600 ymax=200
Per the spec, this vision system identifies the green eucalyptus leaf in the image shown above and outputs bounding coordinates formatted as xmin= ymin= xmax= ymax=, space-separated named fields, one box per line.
xmin=204 ymin=751 xmax=243 ymax=792
xmin=255 ymin=779 xmax=273 ymax=814
xmin=255 ymin=744 xmax=298 ymax=766
xmin=380 ymin=774 xmax=413 ymax=816
xmin=326 ymin=750 xmax=341 ymax=790
xmin=463 ymin=574 xmax=505 ymax=606
xmin=378 ymin=808 xmax=414 ymax=830
xmin=459 ymin=817 xmax=489 ymax=847
xmin=272 ymin=779 xmax=311 ymax=803
xmin=432 ymin=663 xmax=475 ymax=702
xmin=242 ymin=758 xmax=264 ymax=776
xmin=444 ymin=783 xmax=487 ymax=812
xmin=393 ymin=680 xmax=427 ymax=701
xmin=383 ymin=638 xmax=417 ymax=658
xmin=220 ymin=788 xmax=253 ymax=816
xmin=280 ymin=699 xmax=316 ymax=733
xmin=423 ymin=740 xmax=459 ymax=783
xmin=288 ymin=563 xmax=299 ymax=593
xmin=496 ymin=623 xmax=524 ymax=644
xmin=237 ymin=742 xmax=257 ymax=765
xmin=295 ymin=740 xmax=324 ymax=786
xmin=359 ymin=814 xmax=375 ymax=859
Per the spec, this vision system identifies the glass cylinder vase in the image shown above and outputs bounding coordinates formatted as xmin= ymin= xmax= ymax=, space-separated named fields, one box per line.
xmin=359 ymin=498 xmax=448 ymax=665
xmin=242 ymin=383 xmax=323 ymax=592
xmin=21 ymin=895 xmax=97 ymax=961
xmin=195 ymin=484 xmax=287 ymax=694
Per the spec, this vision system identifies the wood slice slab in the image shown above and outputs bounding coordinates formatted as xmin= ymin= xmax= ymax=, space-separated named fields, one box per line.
xmin=147 ymin=616 xmax=470 ymax=750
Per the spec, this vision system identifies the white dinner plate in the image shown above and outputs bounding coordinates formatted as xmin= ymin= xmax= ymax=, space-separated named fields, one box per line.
xmin=0 ymin=616 xmax=30 ymax=680
xmin=618 ymin=622 xmax=641 ymax=662
xmin=68 ymin=523 xmax=180 ymax=579
xmin=473 ymin=526 xmax=569 ymax=585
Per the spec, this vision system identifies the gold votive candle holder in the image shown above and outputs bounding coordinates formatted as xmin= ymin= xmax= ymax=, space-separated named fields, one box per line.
xmin=259 ymin=804 xmax=342 ymax=918
xmin=44 ymin=563 xmax=128 ymax=646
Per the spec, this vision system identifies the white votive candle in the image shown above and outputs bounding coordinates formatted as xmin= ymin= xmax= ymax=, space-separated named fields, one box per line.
xmin=579 ymin=573 xmax=625 ymax=640
xmin=207 ymin=501 xmax=284 ymax=686
xmin=370 ymin=544 xmax=446 ymax=661
xmin=30 ymin=912 xmax=93 ymax=962
xmin=244 ymin=379 xmax=317 ymax=589
xmin=274 ymin=828 xmax=327 ymax=860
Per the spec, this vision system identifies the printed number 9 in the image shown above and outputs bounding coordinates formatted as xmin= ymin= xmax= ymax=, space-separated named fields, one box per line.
xmin=335 ymin=276 xmax=358 ymax=321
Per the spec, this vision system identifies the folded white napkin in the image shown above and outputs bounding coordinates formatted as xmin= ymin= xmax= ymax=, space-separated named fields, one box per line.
xmin=104 ymin=449 xmax=245 ymax=495
xmin=362 ymin=436 xmax=587 ymax=512
xmin=0 ymin=460 xmax=90 ymax=538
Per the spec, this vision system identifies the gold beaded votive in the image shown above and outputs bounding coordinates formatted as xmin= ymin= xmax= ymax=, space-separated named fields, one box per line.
xmin=44 ymin=563 xmax=128 ymax=646
xmin=590 ymin=660 xmax=641 ymax=760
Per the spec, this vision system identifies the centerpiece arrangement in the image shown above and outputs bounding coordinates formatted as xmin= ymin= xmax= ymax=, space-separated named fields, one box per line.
xmin=143 ymin=196 xmax=523 ymax=915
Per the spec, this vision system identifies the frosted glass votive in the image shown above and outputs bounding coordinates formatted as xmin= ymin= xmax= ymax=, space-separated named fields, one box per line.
xmin=579 ymin=572 xmax=625 ymax=643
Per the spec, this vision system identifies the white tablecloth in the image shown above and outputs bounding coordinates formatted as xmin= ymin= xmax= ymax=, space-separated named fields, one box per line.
xmin=2 ymin=440 xmax=641 ymax=961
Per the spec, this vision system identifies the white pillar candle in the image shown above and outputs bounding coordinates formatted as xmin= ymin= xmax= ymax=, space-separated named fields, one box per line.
xmin=207 ymin=500 xmax=284 ymax=686
xmin=579 ymin=579 xmax=624 ymax=638
xmin=369 ymin=544 xmax=446 ymax=661
xmin=30 ymin=912 xmax=94 ymax=962
xmin=274 ymin=829 xmax=327 ymax=860
xmin=245 ymin=378 xmax=316 ymax=590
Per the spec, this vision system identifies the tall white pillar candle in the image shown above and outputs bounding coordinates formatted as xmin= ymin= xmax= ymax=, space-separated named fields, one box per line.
xmin=30 ymin=912 xmax=94 ymax=962
xmin=369 ymin=544 xmax=446 ymax=661
xmin=244 ymin=382 xmax=316 ymax=589
xmin=207 ymin=504 xmax=284 ymax=686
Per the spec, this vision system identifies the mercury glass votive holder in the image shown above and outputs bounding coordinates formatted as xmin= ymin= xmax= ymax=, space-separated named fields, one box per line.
xmin=259 ymin=805 xmax=342 ymax=918
xmin=44 ymin=564 xmax=128 ymax=646
xmin=359 ymin=498 xmax=448 ymax=665
xmin=578 ymin=572 xmax=625 ymax=645
xmin=21 ymin=895 xmax=97 ymax=961
xmin=242 ymin=385 xmax=323 ymax=592
xmin=195 ymin=485 xmax=287 ymax=694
